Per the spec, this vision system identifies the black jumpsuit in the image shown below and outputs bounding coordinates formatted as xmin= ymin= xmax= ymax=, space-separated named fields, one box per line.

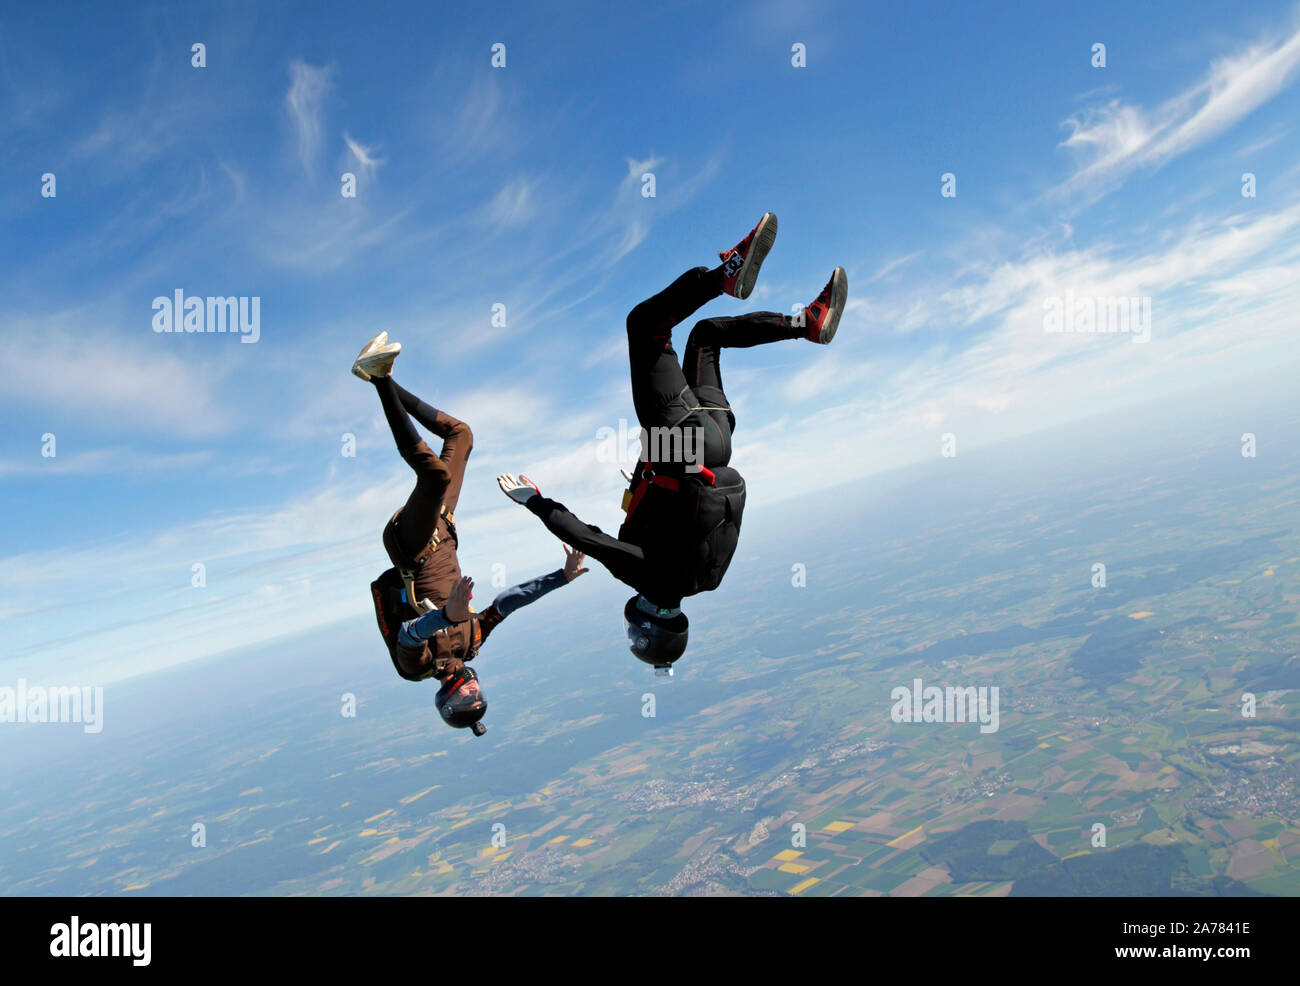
xmin=526 ymin=264 xmax=801 ymax=607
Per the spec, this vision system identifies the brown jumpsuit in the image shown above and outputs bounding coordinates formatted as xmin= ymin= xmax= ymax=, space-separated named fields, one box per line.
xmin=381 ymin=411 xmax=502 ymax=679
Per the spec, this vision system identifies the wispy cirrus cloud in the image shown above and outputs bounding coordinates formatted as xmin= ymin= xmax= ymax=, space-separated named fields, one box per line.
xmin=607 ymin=154 xmax=663 ymax=262
xmin=432 ymin=72 xmax=511 ymax=167
xmin=285 ymin=60 xmax=333 ymax=177
xmin=485 ymin=176 xmax=538 ymax=229
xmin=1058 ymin=24 xmax=1300 ymax=195
xmin=573 ymin=152 xmax=724 ymax=268
xmin=868 ymin=251 xmax=923 ymax=284
xmin=344 ymin=132 xmax=384 ymax=178
xmin=256 ymin=197 xmax=412 ymax=272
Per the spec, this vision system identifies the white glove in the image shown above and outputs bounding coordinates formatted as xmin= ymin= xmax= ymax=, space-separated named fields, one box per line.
xmin=497 ymin=473 xmax=540 ymax=505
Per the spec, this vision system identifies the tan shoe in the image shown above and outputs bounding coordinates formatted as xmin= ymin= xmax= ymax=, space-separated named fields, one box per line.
xmin=354 ymin=342 xmax=401 ymax=380
xmin=351 ymin=331 xmax=389 ymax=380
xmin=351 ymin=335 xmax=395 ymax=385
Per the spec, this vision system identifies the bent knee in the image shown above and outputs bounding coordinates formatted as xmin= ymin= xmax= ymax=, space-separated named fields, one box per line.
xmin=454 ymin=422 xmax=474 ymax=456
xmin=687 ymin=318 xmax=722 ymax=346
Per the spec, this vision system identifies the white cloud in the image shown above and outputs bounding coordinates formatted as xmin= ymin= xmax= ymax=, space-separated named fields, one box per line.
xmin=432 ymin=73 xmax=510 ymax=167
xmin=0 ymin=317 xmax=231 ymax=438
xmin=1058 ymin=24 xmax=1300 ymax=194
xmin=285 ymin=60 xmax=332 ymax=177
xmin=608 ymin=155 xmax=663 ymax=262
xmin=344 ymin=132 xmax=384 ymax=177
xmin=486 ymin=177 xmax=538 ymax=229
xmin=257 ymin=198 xmax=411 ymax=272
xmin=0 ymin=448 xmax=212 ymax=478
xmin=868 ymin=251 xmax=922 ymax=283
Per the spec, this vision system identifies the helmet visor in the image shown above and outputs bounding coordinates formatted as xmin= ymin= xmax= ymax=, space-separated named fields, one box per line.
xmin=442 ymin=675 xmax=481 ymax=707
xmin=624 ymin=616 xmax=652 ymax=656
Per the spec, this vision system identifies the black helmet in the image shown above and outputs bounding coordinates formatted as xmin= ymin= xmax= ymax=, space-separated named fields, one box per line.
xmin=435 ymin=665 xmax=488 ymax=736
xmin=623 ymin=596 xmax=688 ymax=675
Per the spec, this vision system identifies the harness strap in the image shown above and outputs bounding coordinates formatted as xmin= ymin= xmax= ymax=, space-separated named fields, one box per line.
xmin=665 ymin=387 xmax=731 ymax=427
xmin=398 ymin=570 xmax=435 ymax=613
xmin=397 ymin=503 xmax=457 ymax=613
xmin=423 ymin=503 xmax=455 ymax=556
xmin=404 ymin=502 xmax=455 ymax=561
xmin=623 ymin=461 xmax=716 ymax=519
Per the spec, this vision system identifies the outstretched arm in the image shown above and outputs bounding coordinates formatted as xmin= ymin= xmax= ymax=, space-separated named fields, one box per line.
xmin=498 ymin=474 xmax=644 ymax=579
xmin=491 ymin=546 xmax=588 ymax=618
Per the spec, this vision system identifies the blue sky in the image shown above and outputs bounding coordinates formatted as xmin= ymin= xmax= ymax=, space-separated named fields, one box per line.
xmin=2 ymin=0 xmax=1300 ymax=684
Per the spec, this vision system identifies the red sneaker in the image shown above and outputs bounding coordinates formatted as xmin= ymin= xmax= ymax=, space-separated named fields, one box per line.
xmin=718 ymin=212 xmax=777 ymax=300
xmin=804 ymin=266 xmax=847 ymax=344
